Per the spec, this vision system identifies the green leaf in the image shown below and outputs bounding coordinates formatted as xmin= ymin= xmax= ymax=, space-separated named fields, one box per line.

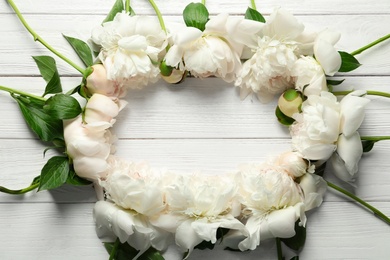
xmin=327 ymin=79 xmax=345 ymax=86
xmin=103 ymin=0 xmax=125 ymax=23
xmin=245 ymin=7 xmax=266 ymax=23
xmin=38 ymin=156 xmax=70 ymax=191
xmin=275 ymin=106 xmax=295 ymax=126
xmin=183 ymin=3 xmax=209 ymax=31
xmin=12 ymin=95 xmax=63 ymax=141
xmin=281 ymin=221 xmax=306 ymax=251
xmin=104 ymin=240 xmax=164 ymax=260
xmin=32 ymin=56 xmax=62 ymax=96
xmin=44 ymin=94 xmax=82 ymax=120
xmin=338 ymin=51 xmax=361 ymax=72
xmin=362 ymin=140 xmax=377 ymax=153
xmin=63 ymin=35 xmax=93 ymax=67
xmin=66 ymin=168 xmax=92 ymax=186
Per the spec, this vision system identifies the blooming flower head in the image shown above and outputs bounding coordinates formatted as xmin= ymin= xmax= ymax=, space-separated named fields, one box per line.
xmin=223 ymin=157 xmax=325 ymax=251
xmin=152 ymin=173 xmax=246 ymax=256
xmin=164 ymin=13 xmax=261 ymax=82
xmin=290 ymin=91 xmax=370 ymax=181
xmin=101 ymin=160 xmax=166 ymax=217
xmin=235 ymin=8 xmax=311 ymax=102
xmin=85 ymin=64 xmax=126 ymax=98
xmin=91 ymin=12 xmax=167 ymax=89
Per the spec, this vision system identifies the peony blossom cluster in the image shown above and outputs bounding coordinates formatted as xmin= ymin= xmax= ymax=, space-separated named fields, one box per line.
xmin=92 ymin=152 xmax=326 ymax=258
xmin=290 ymin=91 xmax=370 ymax=182
xmin=164 ymin=13 xmax=262 ymax=82
xmin=91 ymin=12 xmax=168 ymax=90
xmin=64 ymin=94 xmax=126 ymax=180
xmin=235 ymin=8 xmax=341 ymax=102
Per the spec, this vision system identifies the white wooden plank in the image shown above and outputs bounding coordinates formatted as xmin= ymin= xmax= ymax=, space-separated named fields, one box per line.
xmin=0 ymin=202 xmax=388 ymax=259
xmin=1 ymin=0 xmax=389 ymax=15
xmin=1 ymin=77 xmax=390 ymax=139
xmin=0 ymin=14 xmax=389 ymax=75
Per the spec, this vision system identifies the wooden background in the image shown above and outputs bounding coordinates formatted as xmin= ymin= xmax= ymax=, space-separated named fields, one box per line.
xmin=0 ymin=0 xmax=389 ymax=259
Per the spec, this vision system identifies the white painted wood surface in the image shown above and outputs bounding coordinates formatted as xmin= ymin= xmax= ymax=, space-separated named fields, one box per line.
xmin=0 ymin=0 xmax=389 ymax=259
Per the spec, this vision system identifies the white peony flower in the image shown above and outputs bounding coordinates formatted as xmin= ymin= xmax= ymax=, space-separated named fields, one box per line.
xmin=292 ymin=56 xmax=327 ymax=96
xmin=290 ymin=91 xmax=370 ymax=181
xmin=164 ymin=13 xmax=262 ymax=82
xmin=224 ymin=161 xmax=325 ymax=251
xmin=85 ymin=64 xmax=126 ymax=98
xmin=101 ymin=159 xmax=166 ymax=217
xmin=94 ymin=201 xmax=173 ymax=259
xmin=91 ymin=12 xmax=167 ymax=89
xmin=235 ymin=8 xmax=311 ymax=102
xmin=152 ymin=173 xmax=246 ymax=256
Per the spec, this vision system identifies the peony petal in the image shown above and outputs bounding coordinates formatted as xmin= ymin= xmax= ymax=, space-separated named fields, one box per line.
xmin=73 ymin=156 xmax=109 ymax=180
xmin=263 ymin=8 xmax=304 ymax=40
xmin=263 ymin=206 xmax=299 ymax=239
xmin=175 ymin=219 xmax=203 ymax=255
xmin=299 ymin=173 xmax=327 ymax=211
xmin=299 ymin=143 xmax=336 ymax=161
xmin=331 ymin=132 xmax=363 ymax=182
xmin=314 ymin=39 xmax=342 ymax=76
xmin=238 ymin=216 xmax=261 ymax=251
xmin=340 ymin=93 xmax=370 ymax=137
xmin=173 ymin=26 xmax=202 ymax=45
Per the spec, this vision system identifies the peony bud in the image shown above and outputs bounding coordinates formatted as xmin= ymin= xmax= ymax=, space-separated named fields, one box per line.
xmin=86 ymin=64 xmax=119 ymax=97
xmin=161 ymin=69 xmax=186 ymax=84
xmin=278 ymin=89 xmax=303 ymax=118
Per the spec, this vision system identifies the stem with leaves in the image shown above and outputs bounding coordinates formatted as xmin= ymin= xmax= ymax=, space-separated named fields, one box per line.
xmin=109 ymin=239 xmax=120 ymax=260
xmin=0 ymin=183 xmax=39 ymax=194
xmin=327 ymin=181 xmax=390 ymax=225
xmin=148 ymin=0 xmax=167 ymax=32
xmin=6 ymin=0 xmax=85 ymax=75
xmin=250 ymin=0 xmax=257 ymax=10
xmin=125 ymin=0 xmax=131 ymax=13
xmin=0 ymin=85 xmax=46 ymax=101
xmin=351 ymin=33 xmax=390 ymax=56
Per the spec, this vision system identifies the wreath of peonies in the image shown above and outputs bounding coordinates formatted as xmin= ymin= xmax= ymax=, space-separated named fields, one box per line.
xmin=1 ymin=0 xmax=389 ymax=259
xmin=64 ymin=5 xmax=367 ymax=258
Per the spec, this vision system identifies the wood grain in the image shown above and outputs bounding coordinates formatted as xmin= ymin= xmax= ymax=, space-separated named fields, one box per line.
xmin=0 ymin=0 xmax=389 ymax=259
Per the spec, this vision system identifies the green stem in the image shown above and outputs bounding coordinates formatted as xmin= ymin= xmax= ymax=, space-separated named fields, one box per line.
xmin=0 ymin=183 xmax=39 ymax=194
xmin=361 ymin=136 xmax=390 ymax=142
xmin=148 ymin=0 xmax=166 ymax=32
xmin=201 ymin=0 xmax=206 ymax=5
xmin=351 ymin=33 xmax=390 ymax=56
xmin=250 ymin=0 xmax=257 ymax=10
xmin=6 ymin=0 xmax=85 ymax=75
xmin=0 ymin=85 xmax=46 ymax=101
xmin=276 ymin=238 xmax=283 ymax=260
xmin=126 ymin=0 xmax=130 ymax=13
xmin=327 ymin=181 xmax=390 ymax=225
xmin=109 ymin=239 xmax=120 ymax=260
xmin=332 ymin=90 xmax=390 ymax=99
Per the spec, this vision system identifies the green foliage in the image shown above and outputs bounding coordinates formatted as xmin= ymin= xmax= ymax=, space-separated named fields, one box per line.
xmin=12 ymin=95 xmax=63 ymax=142
xmin=104 ymin=240 xmax=165 ymax=260
xmin=281 ymin=221 xmax=306 ymax=251
xmin=275 ymin=106 xmax=295 ymax=126
xmin=44 ymin=94 xmax=82 ymax=120
xmin=103 ymin=0 xmax=125 ymax=23
xmin=38 ymin=156 xmax=69 ymax=191
xmin=326 ymin=79 xmax=345 ymax=86
xmin=32 ymin=56 xmax=63 ymax=96
xmin=66 ymin=168 xmax=92 ymax=186
xmin=183 ymin=3 xmax=209 ymax=31
xmin=63 ymin=35 xmax=93 ymax=67
xmin=338 ymin=51 xmax=361 ymax=72
xmin=245 ymin=7 xmax=266 ymax=23
xmin=362 ymin=140 xmax=377 ymax=153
